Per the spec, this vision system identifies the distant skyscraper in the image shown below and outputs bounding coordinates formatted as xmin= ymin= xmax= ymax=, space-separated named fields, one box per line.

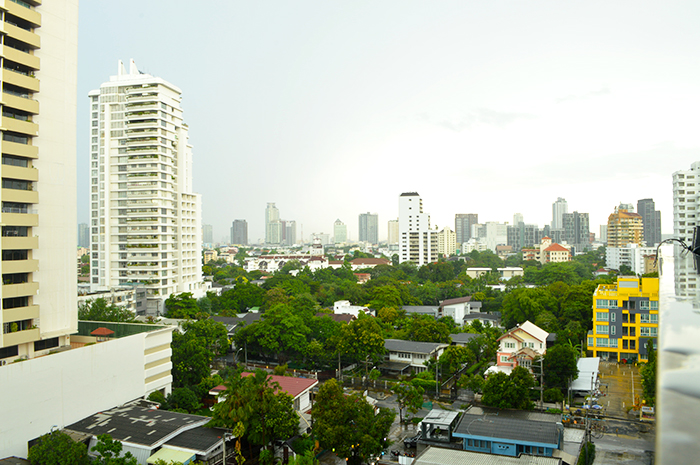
xmin=599 ymin=225 xmax=608 ymax=243
xmin=265 ymin=203 xmax=281 ymax=244
xmin=89 ymin=60 xmax=204 ymax=315
xmin=637 ymin=198 xmax=661 ymax=246
xmin=455 ymin=214 xmax=478 ymax=245
xmin=202 ymin=224 xmax=213 ymax=244
xmin=231 ymin=220 xmax=248 ymax=245
xmin=78 ymin=223 xmax=90 ymax=248
xmin=359 ymin=212 xmax=379 ymax=244
xmin=282 ymin=220 xmax=297 ymax=246
xmin=562 ymin=211 xmax=591 ymax=251
xmin=388 ymin=219 xmax=399 ymax=245
xmin=607 ymin=205 xmax=643 ymax=247
xmin=334 ymin=219 xmax=347 ymax=244
xmin=513 ymin=213 xmax=524 ymax=226
xmin=508 ymin=223 xmax=544 ymax=251
xmin=399 ymin=193 xmax=437 ymax=265
xmin=551 ymin=198 xmax=568 ymax=230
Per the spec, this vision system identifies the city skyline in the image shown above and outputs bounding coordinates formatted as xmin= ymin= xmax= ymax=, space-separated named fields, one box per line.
xmin=76 ymin=2 xmax=700 ymax=243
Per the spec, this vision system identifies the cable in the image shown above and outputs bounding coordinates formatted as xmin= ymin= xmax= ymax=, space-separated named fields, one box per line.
xmin=654 ymin=238 xmax=694 ymax=270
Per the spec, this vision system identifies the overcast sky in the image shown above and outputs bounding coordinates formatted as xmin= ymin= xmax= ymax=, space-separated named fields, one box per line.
xmin=77 ymin=1 xmax=700 ymax=244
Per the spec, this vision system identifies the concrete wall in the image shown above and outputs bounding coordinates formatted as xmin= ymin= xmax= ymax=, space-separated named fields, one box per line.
xmin=0 ymin=327 xmax=171 ymax=458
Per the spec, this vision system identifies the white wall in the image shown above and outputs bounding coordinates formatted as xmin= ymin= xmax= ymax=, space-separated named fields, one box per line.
xmin=0 ymin=329 xmax=169 ymax=458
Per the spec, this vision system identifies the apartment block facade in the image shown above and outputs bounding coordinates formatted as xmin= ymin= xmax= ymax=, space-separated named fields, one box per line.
xmin=230 ymin=219 xmax=247 ymax=245
xmin=589 ymin=277 xmax=659 ymax=362
xmin=455 ymin=213 xmax=478 ymax=246
xmin=359 ymin=212 xmax=378 ymax=244
xmin=607 ymin=205 xmax=643 ymax=248
xmin=88 ymin=60 xmax=204 ymax=316
xmin=637 ymin=198 xmax=661 ymax=247
xmin=398 ymin=192 xmax=436 ymax=266
xmin=0 ymin=0 xmax=79 ymax=363
xmin=437 ymin=226 xmax=456 ymax=257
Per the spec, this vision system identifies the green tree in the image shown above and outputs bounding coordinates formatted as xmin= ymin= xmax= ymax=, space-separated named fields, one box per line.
xmin=337 ymin=316 xmax=385 ymax=373
xmin=183 ymin=319 xmax=229 ymax=356
xmin=209 ymin=369 xmax=299 ymax=448
xmin=640 ymin=341 xmax=657 ymax=406
xmin=542 ymin=344 xmax=579 ymax=394
xmin=312 ymin=379 xmax=395 ymax=465
xmin=91 ymin=434 xmax=138 ymax=465
xmin=28 ymin=430 xmax=89 ymax=465
xmin=438 ymin=345 xmax=475 ymax=376
xmin=391 ymin=382 xmax=424 ymax=423
xmin=164 ymin=292 xmax=200 ymax=319
xmin=78 ymin=298 xmax=136 ymax=323
xmin=171 ymin=330 xmax=213 ymax=388
xmin=165 ymin=387 xmax=203 ymax=413
xmin=481 ymin=367 xmax=536 ymax=410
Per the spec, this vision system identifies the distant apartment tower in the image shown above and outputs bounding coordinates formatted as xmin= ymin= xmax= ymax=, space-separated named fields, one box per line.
xmin=359 ymin=212 xmax=378 ymax=244
xmin=599 ymin=225 xmax=608 ymax=243
xmin=637 ymin=198 xmax=661 ymax=246
xmin=78 ymin=223 xmax=90 ymax=248
xmin=399 ymin=193 xmax=437 ymax=265
xmin=89 ymin=60 xmax=204 ymax=315
xmin=388 ymin=219 xmax=399 ymax=245
xmin=282 ymin=220 xmax=296 ymax=246
xmin=455 ymin=213 xmax=478 ymax=245
xmin=513 ymin=213 xmax=524 ymax=226
xmin=673 ymin=162 xmax=700 ymax=297
xmin=507 ymin=223 xmax=544 ymax=251
xmin=230 ymin=219 xmax=248 ymax=245
xmin=607 ymin=204 xmax=643 ymax=248
xmin=333 ymin=219 xmax=347 ymax=244
xmin=551 ymin=197 xmax=568 ymax=230
xmin=0 ymin=0 xmax=79 ymax=363
xmin=265 ymin=203 xmax=281 ymax=244
xmin=437 ymin=227 xmax=457 ymax=256
xmin=202 ymin=224 xmax=213 ymax=244
xmin=562 ymin=211 xmax=591 ymax=252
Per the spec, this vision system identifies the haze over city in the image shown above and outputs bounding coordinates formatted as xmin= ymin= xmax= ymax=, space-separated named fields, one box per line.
xmin=77 ymin=1 xmax=700 ymax=242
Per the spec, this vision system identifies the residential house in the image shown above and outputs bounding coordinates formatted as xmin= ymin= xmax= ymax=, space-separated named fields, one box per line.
xmin=495 ymin=321 xmax=548 ymax=372
xmin=349 ymin=257 xmax=390 ymax=270
xmin=522 ymin=237 xmax=571 ymax=265
xmin=210 ymin=373 xmax=318 ymax=414
xmin=334 ymin=300 xmax=372 ymax=317
xmin=383 ymin=339 xmax=449 ymax=374
xmin=438 ymin=296 xmax=482 ymax=326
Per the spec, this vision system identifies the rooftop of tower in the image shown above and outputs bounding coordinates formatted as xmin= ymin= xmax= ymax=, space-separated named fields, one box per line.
xmin=400 ymin=192 xmax=419 ymax=196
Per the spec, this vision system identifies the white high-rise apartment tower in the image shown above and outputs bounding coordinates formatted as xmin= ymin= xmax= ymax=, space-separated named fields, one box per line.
xmin=88 ymin=60 xmax=204 ymax=315
xmin=399 ymin=192 xmax=437 ymax=265
xmin=0 ymin=0 xmax=78 ymax=363
xmin=673 ymin=162 xmax=700 ymax=297
xmin=551 ymin=197 xmax=568 ymax=230
xmin=333 ymin=219 xmax=347 ymax=244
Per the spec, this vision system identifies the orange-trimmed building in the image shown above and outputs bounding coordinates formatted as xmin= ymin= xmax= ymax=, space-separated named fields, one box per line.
xmin=522 ymin=237 xmax=572 ymax=265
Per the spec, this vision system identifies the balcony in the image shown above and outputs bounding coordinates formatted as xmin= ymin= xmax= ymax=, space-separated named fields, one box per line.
xmin=1 ymin=68 xmax=40 ymax=93
xmin=1 ymin=45 xmax=39 ymax=70
xmin=1 ymin=188 xmax=38 ymax=204
xmin=2 ymin=0 xmax=42 ymax=26
xmin=3 ymin=304 xmax=39 ymax=323
xmin=1 ymin=235 xmax=38 ymax=249
xmin=1 ymin=91 xmax=39 ymax=115
xmin=2 ymin=21 xmax=40 ymax=49
xmin=1 ymin=164 xmax=38 ymax=181
xmin=2 ymin=116 xmax=38 ymax=136
xmin=2 ymin=280 xmax=38 ymax=298
xmin=2 ymin=327 xmax=39 ymax=346
xmin=1 ymin=139 xmax=38 ymax=158
xmin=2 ymin=258 xmax=38 ymax=273
xmin=1 ymin=211 xmax=38 ymax=227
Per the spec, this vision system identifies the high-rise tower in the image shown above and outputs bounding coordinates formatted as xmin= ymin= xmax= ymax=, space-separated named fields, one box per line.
xmin=265 ymin=203 xmax=281 ymax=244
xmin=359 ymin=212 xmax=378 ymax=244
xmin=551 ymin=197 xmax=568 ymax=230
xmin=88 ymin=60 xmax=204 ymax=315
xmin=606 ymin=204 xmax=643 ymax=248
xmin=455 ymin=213 xmax=478 ymax=246
xmin=1 ymin=0 xmax=79 ymax=362
xmin=637 ymin=198 xmax=661 ymax=247
xmin=333 ymin=219 xmax=347 ymax=244
xmin=399 ymin=193 xmax=437 ymax=265
xmin=231 ymin=219 xmax=248 ymax=245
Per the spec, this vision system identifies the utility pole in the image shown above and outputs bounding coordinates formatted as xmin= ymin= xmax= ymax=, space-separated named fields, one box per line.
xmin=539 ymin=358 xmax=544 ymax=410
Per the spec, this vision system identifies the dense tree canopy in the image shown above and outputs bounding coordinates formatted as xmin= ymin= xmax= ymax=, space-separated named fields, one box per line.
xmin=28 ymin=430 xmax=89 ymax=465
xmin=78 ymin=298 xmax=136 ymax=323
xmin=482 ymin=366 xmax=536 ymax=410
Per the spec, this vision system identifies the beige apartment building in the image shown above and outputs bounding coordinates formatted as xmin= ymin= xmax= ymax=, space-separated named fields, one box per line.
xmin=0 ymin=0 xmax=79 ymax=363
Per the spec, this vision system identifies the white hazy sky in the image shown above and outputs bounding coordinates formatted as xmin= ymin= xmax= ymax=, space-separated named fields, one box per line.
xmin=77 ymin=1 xmax=700 ymax=243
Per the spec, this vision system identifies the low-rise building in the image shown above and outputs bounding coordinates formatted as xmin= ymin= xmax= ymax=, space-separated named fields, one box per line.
xmin=383 ymin=339 xmax=448 ymax=374
xmin=245 ymin=254 xmax=329 ymax=273
xmin=334 ymin=300 xmax=372 ymax=317
xmin=466 ymin=267 xmax=492 ymax=279
xmin=349 ymin=257 xmax=390 ymax=270
xmin=77 ymin=284 xmax=147 ymax=315
xmin=498 ymin=267 xmax=524 ymax=280
xmin=495 ymin=321 xmax=548 ymax=372
xmin=210 ymin=373 xmax=318 ymax=414
xmin=589 ymin=276 xmax=659 ymax=362
xmin=605 ymin=244 xmax=657 ymax=274
xmin=522 ymin=237 xmax=571 ymax=264
xmin=65 ymin=399 xmax=226 ymax=465
xmin=438 ymin=296 xmax=482 ymax=326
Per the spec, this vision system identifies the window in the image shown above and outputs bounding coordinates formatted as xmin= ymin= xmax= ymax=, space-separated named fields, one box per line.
xmin=588 ymin=337 xmax=594 ymax=347
xmin=34 ymin=337 xmax=59 ymax=352
xmin=597 ymin=338 xmax=608 ymax=347
xmin=596 ymin=325 xmax=609 ymax=334
xmin=2 ymin=226 xmax=28 ymax=237
xmin=650 ymin=301 xmax=658 ymax=310
xmin=505 ymin=342 xmax=515 ymax=349
xmin=610 ymin=312 xmax=616 ymax=322
xmin=1 ymin=155 xmax=28 ymax=167
xmin=500 ymin=356 xmax=509 ymax=362
xmin=640 ymin=314 xmax=658 ymax=324
xmin=609 ymin=339 xmax=618 ymax=348
xmin=610 ymin=326 xmax=616 ymax=336
xmin=596 ymin=312 xmax=608 ymax=321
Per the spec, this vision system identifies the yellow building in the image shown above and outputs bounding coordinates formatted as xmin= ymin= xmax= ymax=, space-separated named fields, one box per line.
xmin=589 ymin=276 xmax=659 ymax=362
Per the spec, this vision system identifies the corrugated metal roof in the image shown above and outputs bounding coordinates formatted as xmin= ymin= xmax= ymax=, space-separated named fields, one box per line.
xmin=385 ymin=339 xmax=448 ymax=354
xmin=413 ymin=447 xmax=562 ymax=465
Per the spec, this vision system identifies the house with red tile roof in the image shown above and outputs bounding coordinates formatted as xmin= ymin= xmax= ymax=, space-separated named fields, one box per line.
xmin=209 ymin=373 xmax=318 ymax=413
xmin=522 ymin=237 xmax=571 ymax=265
